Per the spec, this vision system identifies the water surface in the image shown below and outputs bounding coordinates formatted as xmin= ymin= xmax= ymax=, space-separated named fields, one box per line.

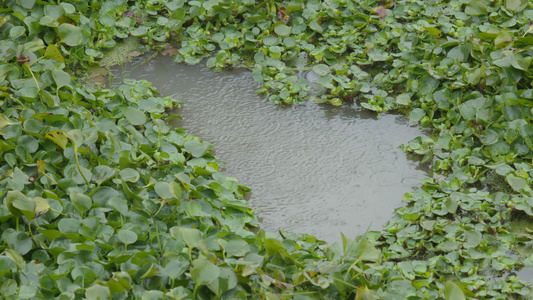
xmin=117 ymin=54 xmax=429 ymax=243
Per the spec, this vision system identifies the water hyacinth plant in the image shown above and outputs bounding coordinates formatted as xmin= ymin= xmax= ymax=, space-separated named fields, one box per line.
xmin=0 ymin=0 xmax=533 ymax=299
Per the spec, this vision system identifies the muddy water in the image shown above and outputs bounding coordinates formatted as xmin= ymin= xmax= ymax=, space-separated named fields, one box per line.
xmin=116 ymin=55 xmax=429 ymax=243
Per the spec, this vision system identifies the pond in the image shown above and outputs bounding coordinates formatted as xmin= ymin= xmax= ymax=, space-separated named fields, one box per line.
xmin=115 ymin=54 xmax=429 ymax=243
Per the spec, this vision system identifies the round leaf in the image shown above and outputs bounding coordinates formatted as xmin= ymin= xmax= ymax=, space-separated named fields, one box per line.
xmin=70 ymin=192 xmax=92 ymax=215
xmin=118 ymin=229 xmax=138 ymax=245
xmin=58 ymin=23 xmax=83 ymax=46
xmin=312 ymin=64 xmax=331 ymax=76
xmin=274 ymin=24 xmax=291 ymax=36
xmin=125 ymin=107 xmax=146 ymax=126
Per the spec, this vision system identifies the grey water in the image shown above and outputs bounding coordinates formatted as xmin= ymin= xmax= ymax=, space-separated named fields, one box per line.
xmin=115 ymin=54 xmax=429 ymax=243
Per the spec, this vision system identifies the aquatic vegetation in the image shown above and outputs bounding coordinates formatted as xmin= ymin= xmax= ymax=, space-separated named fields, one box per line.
xmin=0 ymin=0 xmax=533 ymax=299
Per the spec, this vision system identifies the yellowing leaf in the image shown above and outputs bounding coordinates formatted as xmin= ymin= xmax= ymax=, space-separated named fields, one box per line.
xmin=44 ymin=44 xmax=64 ymax=63
xmin=0 ymin=113 xmax=13 ymax=130
xmin=36 ymin=159 xmax=47 ymax=174
xmin=34 ymin=197 xmax=50 ymax=216
xmin=45 ymin=130 xmax=68 ymax=149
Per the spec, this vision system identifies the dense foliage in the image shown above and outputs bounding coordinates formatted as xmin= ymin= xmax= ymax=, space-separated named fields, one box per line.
xmin=1 ymin=0 xmax=533 ymax=299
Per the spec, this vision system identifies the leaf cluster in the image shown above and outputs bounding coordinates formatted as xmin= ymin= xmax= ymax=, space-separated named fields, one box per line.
xmin=1 ymin=0 xmax=533 ymax=299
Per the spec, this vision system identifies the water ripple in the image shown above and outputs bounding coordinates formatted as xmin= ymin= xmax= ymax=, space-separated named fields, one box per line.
xmin=116 ymin=55 xmax=429 ymax=244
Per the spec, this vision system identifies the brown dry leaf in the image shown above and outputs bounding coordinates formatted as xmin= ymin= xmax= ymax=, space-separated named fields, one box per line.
xmin=161 ymin=46 xmax=179 ymax=56
xmin=277 ymin=7 xmax=290 ymax=24
xmin=129 ymin=51 xmax=142 ymax=57
xmin=374 ymin=5 xmax=387 ymax=19
xmin=16 ymin=53 xmax=29 ymax=64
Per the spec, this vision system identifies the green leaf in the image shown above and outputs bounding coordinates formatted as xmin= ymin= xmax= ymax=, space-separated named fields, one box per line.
xmin=445 ymin=197 xmax=458 ymax=214
xmin=444 ymin=281 xmax=466 ymax=300
xmin=70 ymin=192 xmax=92 ymax=215
xmin=117 ymin=229 xmax=138 ymax=245
xmin=6 ymin=231 xmax=32 ymax=255
xmin=93 ymin=165 xmax=115 ymax=185
xmin=274 ymin=24 xmax=291 ymax=36
xmin=163 ymin=259 xmax=189 ymax=280
xmin=494 ymin=31 xmax=513 ymax=48
xmin=18 ymin=0 xmax=35 ymax=9
xmin=506 ymin=174 xmax=526 ymax=192
xmin=18 ymin=285 xmax=37 ymax=299
xmin=12 ymin=193 xmax=36 ymax=221
xmin=191 ymin=255 xmax=220 ymax=285
xmin=130 ymin=26 xmax=149 ymax=36
xmin=169 ymin=181 xmax=182 ymax=199
xmin=464 ymin=231 xmax=482 ymax=248
xmin=58 ymin=218 xmax=80 ymax=234
xmin=58 ymin=23 xmax=83 ymax=46
xmin=52 ymin=69 xmax=71 ymax=89
xmin=437 ymin=133 xmax=453 ymax=149
xmin=119 ymin=168 xmax=140 ymax=182
xmin=358 ymin=240 xmax=381 ymax=262
xmin=154 ymin=182 xmax=174 ymax=199
xmin=308 ymin=20 xmax=323 ymax=33
xmin=0 ymin=256 xmax=15 ymax=273
xmin=39 ymin=16 xmax=59 ymax=27
xmin=125 ymin=107 xmax=146 ymax=126
xmin=184 ymin=140 xmax=208 ymax=157
xmin=396 ymin=93 xmax=411 ymax=105
xmin=85 ymin=284 xmax=110 ymax=300
xmin=409 ymin=108 xmax=426 ymax=122
xmin=10 ymin=26 xmax=26 ymax=39
xmin=312 ymin=64 xmax=330 ymax=76
xmin=223 ymin=239 xmax=250 ymax=257
xmin=17 ymin=135 xmax=38 ymax=153
xmin=207 ymin=267 xmax=237 ymax=297
xmin=502 ymin=105 xmax=523 ymax=121
xmin=480 ymin=129 xmax=498 ymax=145
xmin=368 ymin=51 xmax=389 ymax=62
xmin=170 ymin=226 xmax=203 ymax=249
xmin=465 ymin=0 xmax=487 ymax=16
xmin=504 ymin=0 xmax=528 ymax=12
xmin=184 ymin=201 xmax=208 ymax=217
xmin=108 ymin=197 xmax=128 ymax=215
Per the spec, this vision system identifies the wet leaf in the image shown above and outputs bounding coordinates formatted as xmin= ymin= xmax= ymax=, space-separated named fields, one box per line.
xmin=312 ymin=64 xmax=330 ymax=76
xmin=396 ymin=93 xmax=411 ymax=105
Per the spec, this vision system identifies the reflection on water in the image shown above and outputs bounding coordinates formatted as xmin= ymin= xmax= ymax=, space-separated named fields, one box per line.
xmin=116 ymin=54 xmax=429 ymax=243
